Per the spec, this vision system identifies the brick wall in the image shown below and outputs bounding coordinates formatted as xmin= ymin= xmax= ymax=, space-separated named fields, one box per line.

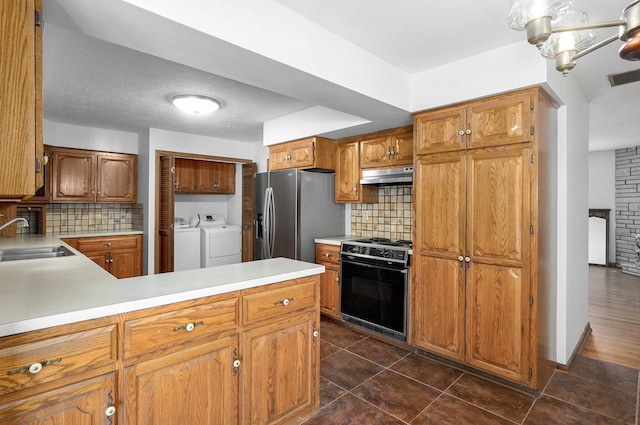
xmin=615 ymin=147 xmax=640 ymax=275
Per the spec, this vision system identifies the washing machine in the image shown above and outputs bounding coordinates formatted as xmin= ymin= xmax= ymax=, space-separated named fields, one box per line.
xmin=198 ymin=213 xmax=242 ymax=267
xmin=173 ymin=218 xmax=202 ymax=272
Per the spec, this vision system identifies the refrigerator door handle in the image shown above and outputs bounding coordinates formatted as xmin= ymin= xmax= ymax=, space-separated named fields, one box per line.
xmin=263 ymin=187 xmax=275 ymax=259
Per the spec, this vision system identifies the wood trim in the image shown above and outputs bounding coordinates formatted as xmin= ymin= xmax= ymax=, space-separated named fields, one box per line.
xmin=158 ymin=149 xmax=252 ymax=164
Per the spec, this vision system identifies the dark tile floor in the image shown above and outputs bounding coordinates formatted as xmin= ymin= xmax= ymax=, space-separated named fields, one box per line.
xmin=303 ymin=319 xmax=640 ymax=425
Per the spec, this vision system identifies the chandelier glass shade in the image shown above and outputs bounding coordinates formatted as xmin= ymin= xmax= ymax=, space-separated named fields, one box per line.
xmin=508 ymin=0 xmax=640 ymax=74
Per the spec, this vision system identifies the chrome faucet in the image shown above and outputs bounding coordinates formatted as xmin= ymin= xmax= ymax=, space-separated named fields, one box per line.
xmin=0 ymin=218 xmax=29 ymax=231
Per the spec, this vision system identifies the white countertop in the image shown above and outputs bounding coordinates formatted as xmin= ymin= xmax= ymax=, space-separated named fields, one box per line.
xmin=0 ymin=235 xmax=324 ymax=337
xmin=314 ymin=235 xmax=352 ymax=246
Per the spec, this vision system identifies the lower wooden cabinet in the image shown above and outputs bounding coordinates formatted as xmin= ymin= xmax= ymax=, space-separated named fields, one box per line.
xmin=124 ymin=337 xmax=239 ymax=425
xmin=63 ymin=234 xmax=143 ymax=278
xmin=0 ymin=276 xmax=321 ymax=424
xmin=0 ymin=373 xmax=117 ymax=425
xmin=315 ymin=243 xmax=341 ymax=318
xmin=241 ymin=312 xmax=318 ymax=425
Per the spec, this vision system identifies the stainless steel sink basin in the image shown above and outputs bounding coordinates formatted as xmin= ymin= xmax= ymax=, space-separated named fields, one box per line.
xmin=0 ymin=246 xmax=75 ymax=262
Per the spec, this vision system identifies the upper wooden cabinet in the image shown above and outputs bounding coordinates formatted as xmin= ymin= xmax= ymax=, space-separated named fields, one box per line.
xmin=174 ymin=158 xmax=236 ymax=194
xmin=269 ymin=137 xmax=335 ymax=171
xmin=0 ymin=0 xmax=44 ymax=201
xmin=50 ymin=146 xmax=137 ymax=203
xmin=360 ymin=126 xmax=413 ymax=168
xmin=414 ymin=91 xmax=533 ymax=155
xmin=335 ymin=139 xmax=377 ymax=204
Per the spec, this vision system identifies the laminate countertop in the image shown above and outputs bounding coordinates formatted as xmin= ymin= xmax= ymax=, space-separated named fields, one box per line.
xmin=0 ymin=235 xmax=324 ymax=338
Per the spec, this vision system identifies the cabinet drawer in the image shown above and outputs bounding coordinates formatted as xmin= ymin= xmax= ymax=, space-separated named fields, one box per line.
xmin=76 ymin=235 xmax=139 ymax=251
xmin=316 ymin=244 xmax=340 ymax=265
xmin=124 ymin=298 xmax=239 ymax=364
xmin=0 ymin=325 xmax=117 ymax=397
xmin=243 ymin=277 xmax=317 ymax=325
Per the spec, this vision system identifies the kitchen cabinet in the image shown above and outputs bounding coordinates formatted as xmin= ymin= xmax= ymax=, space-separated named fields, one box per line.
xmin=0 ymin=274 xmax=320 ymax=425
xmin=50 ymin=146 xmax=137 ymax=203
xmin=0 ymin=317 xmax=118 ymax=423
xmin=335 ymin=138 xmax=378 ymax=204
xmin=63 ymin=234 xmax=143 ymax=278
xmin=123 ymin=295 xmax=239 ymax=425
xmin=0 ymin=0 xmax=44 ymax=201
xmin=175 ymin=158 xmax=236 ymax=194
xmin=360 ymin=126 xmax=413 ymax=168
xmin=411 ymin=87 xmax=556 ymax=389
xmin=269 ymin=137 xmax=335 ymax=171
xmin=316 ymin=243 xmax=341 ymax=318
xmin=414 ymin=91 xmax=533 ymax=155
xmin=241 ymin=277 xmax=319 ymax=425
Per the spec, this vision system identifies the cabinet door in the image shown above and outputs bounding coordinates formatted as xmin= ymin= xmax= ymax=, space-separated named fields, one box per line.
xmin=242 ymin=312 xmax=318 ymax=425
xmin=97 ymin=153 xmax=137 ymax=202
xmin=124 ymin=337 xmax=239 ymax=425
xmin=319 ymin=266 xmax=340 ymax=319
xmin=467 ymin=92 xmax=532 ymax=149
xmin=175 ymin=158 xmax=198 ymax=192
xmin=268 ymin=144 xmax=292 ymax=171
xmin=110 ymin=248 xmax=141 ymax=278
xmin=411 ymin=153 xmax=466 ymax=360
xmin=391 ymin=128 xmax=414 ymax=166
xmin=87 ymin=252 xmax=108 ymax=271
xmin=465 ymin=146 xmax=532 ymax=383
xmin=0 ymin=374 xmax=116 ymax=425
xmin=51 ymin=148 xmax=95 ymax=202
xmin=197 ymin=160 xmax=217 ymax=192
xmin=414 ymin=105 xmax=466 ymax=155
xmin=287 ymin=139 xmax=315 ymax=168
xmin=214 ymin=162 xmax=236 ymax=194
xmin=335 ymin=141 xmax=360 ymax=202
xmin=0 ymin=0 xmax=40 ymax=199
xmin=360 ymin=135 xmax=391 ymax=168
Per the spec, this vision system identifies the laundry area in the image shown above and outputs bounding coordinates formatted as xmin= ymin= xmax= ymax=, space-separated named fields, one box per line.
xmin=173 ymin=195 xmax=242 ymax=272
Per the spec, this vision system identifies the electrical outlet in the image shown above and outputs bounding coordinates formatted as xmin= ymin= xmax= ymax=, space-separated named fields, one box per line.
xmin=363 ymin=210 xmax=369 ymax=222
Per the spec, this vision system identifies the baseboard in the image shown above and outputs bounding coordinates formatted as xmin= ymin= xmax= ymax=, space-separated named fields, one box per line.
xmin=555 ymin=321 xmax=592 ymax=372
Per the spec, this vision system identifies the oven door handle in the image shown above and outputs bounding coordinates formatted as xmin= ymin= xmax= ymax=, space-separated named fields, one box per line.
xmin=341 ymin=258 xmax=408 ymax=273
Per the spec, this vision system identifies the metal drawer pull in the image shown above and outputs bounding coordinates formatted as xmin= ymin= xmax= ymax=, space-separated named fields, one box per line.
xmin=7 ymin=357 xmax=62 ymax=375
xmin=173 ymin=321 xmax=204 ymax=332
xmin=274 ymin=298 xmax=293 ymax=306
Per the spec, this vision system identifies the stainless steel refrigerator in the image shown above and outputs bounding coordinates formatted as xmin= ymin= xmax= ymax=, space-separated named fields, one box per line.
xmin=255 ymin=169 xmax=345 ymax=263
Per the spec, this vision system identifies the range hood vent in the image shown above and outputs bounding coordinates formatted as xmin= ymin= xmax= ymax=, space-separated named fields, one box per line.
xmin=360 ymin=167 xmax=413 ymax=185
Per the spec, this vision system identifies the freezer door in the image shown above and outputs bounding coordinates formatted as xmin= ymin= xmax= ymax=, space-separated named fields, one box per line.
xmin=254 ymin=172 xmax=268 ymax=260
xmin=269 ymin=169 xmax=299 ymax=260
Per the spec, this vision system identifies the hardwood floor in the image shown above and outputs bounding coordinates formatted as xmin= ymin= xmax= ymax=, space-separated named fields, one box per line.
xmin=581 ymin=266 xmax=640 ymax=370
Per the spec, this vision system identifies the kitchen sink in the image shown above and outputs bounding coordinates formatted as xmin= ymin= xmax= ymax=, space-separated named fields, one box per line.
xmin=0 ymin=246 xmax=75 ymax=262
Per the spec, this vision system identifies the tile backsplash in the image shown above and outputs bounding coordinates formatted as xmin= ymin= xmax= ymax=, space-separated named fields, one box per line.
xmin=45 ymin=203 xmax=144 ymax=234
xmin=350 ymin=185 xmax=413 ymax=241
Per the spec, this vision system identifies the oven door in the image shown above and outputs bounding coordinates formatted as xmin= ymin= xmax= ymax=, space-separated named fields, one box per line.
xmin=340 ymin=258 xmax=407 ymax=338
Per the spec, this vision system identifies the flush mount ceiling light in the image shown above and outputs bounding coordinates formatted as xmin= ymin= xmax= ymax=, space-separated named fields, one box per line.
xmin=171 ymin=94 xmax=220 ymax=114
xmin=508 ymin=0 xmax=640 ymax=75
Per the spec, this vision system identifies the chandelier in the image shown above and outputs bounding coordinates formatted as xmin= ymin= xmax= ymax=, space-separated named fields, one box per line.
xmin=508 ymin=0 xmax=640 ymax=74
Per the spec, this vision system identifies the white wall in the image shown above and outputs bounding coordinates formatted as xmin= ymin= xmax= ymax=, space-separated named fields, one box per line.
xmin=44 ymin=120 xmax=139 ymax=154
xmin=588 ymin=150 xmax=616 ymax=264
xmin=545 ymin=68 xmax=590 ymax=365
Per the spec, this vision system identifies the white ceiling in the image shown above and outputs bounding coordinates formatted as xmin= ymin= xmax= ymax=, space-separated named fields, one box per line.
xmin=42 ymin=0 xmax=640 ymax=150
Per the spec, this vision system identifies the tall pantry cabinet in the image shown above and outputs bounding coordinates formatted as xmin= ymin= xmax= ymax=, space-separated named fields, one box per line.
xmin=411 ymin=88 xmax=556 ymax=389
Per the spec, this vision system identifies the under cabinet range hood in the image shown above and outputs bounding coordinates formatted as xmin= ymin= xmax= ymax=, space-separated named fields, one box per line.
xmin=360 ymin=167 xmax=413 ymax=185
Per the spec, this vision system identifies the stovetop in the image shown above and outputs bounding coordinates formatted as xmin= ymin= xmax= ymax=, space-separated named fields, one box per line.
xmin=351 ymin=238 xmax=412 ymax=248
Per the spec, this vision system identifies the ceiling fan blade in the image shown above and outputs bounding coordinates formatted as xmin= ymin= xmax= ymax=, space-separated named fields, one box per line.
xmin=607 ymin=68 xmax=640 ymax=87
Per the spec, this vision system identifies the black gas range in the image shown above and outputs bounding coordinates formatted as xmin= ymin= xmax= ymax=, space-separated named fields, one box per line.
xmin=339 ymin=237 xmax=411 ymax=341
